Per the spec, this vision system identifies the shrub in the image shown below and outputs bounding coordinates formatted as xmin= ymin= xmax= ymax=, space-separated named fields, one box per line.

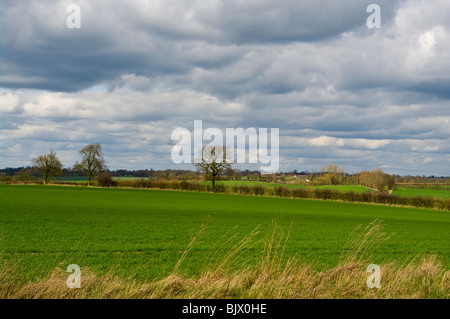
xmin=291 ymin=188 xmax=308 ymax=198
xmin=252 ymin=185 xmax=266 ymax=196
xmin=97 ymin=172 xmax=117 ymax=187
xmin=343 ymin=191 xmax=356 ymax=202
xmin=361 ymin=191 xmax=374 ymax=202
xmin=13 ymin=170 xmax=36 ymax=182
xmin=214 ymin=184 xmax=226 ymax=193
xmin=153 ymin=180 xmax=168 ymax=189
xmin=410 ymin=196 xmax=422 ymax=207
xmin=375 ymin=192 xmax=390 ymax=204
xmin=314 ymin=188 xmax=333 ymax=200
xmin=168 ymin=181 xmax=179 ymax=190
xmin=436 ymin=199 xmax=450 ymax=210
xmin=274 ymin=186 xmax=290 ymax=197
xmin=239 ymin=185 xmax=251 ymax=195
xmin=179 ymin=181 xmax=190 ymax=190
xmin=0 ymin=174 xmax=12 ymax=182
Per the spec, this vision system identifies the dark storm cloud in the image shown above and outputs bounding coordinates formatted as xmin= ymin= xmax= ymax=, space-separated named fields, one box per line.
xmin=1 ymin=0 xmax=398 ymax=92
xmin=1 ymin=0 xmax=449 ymax=175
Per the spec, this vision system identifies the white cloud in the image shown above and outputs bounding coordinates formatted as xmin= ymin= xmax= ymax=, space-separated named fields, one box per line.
xmin=292 ymin=136 xmax=390 ymax=149
xmin=0 ymin=92 xmax=20 ymax=112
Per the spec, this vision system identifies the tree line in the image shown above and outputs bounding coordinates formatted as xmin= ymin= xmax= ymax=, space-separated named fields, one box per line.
xmin=2 ymin=144 xmax=448 ymax=193
xmin=31 ymin=143 xmax=105 ymax=186
xmin=307 ymin=164 xmax=396 ymax=192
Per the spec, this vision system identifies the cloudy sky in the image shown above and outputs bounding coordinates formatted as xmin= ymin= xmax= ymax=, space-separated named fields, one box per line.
xmin=1 ymin=0 xmax=449 ymax=175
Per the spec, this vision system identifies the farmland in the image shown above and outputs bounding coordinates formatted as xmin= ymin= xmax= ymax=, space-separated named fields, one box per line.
xmin=53 ymin=177 xmax=450 ymax=201
xmin=392 ymin=188 xmax=450 ymax=199
xmin=209 ymin=180 xmax=370 ymax=193
xmin=1 ymin=184 xmax=449 ymax=285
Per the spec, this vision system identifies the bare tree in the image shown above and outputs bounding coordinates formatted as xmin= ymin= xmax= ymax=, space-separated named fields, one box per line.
xmin=358 ymin=168 xmax=395 ymax=192
xmin=195 ymin=145 xmax=233 ymax=191
xmin=31 ymin=149 xmax=63 ymax=184
xmin=73 ymin=143 xmax=106 ymax=186
xmin=320 ymin=164 xmax=345 ymax=185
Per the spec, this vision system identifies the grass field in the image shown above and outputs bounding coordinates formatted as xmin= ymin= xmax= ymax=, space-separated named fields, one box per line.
xmin=1 ymin=184 xmax=449 ymax=286
xmin=56 ymin=176 xmax=370 ymax=193
xmin=392 ymin=188 xmax=450 ymax=199
xmin=212 ymin=180 xmax=370 ymax=193
xmin=53 ymin=177 xmax=450 ymax=200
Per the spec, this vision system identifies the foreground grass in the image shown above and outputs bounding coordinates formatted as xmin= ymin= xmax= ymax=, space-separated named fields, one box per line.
xmin=2 ymin=258 xmax=448 ymax=299
xmin=1 ymin=185 xmax=449 ymax=283
xmin=1 ymin=221 xmax=448 ymax=299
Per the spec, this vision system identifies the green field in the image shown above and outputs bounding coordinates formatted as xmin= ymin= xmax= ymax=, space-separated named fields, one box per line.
xmin=204 ymin=180 xmax=370 ymax=193
xmin=53 ymin=177 xmax=450 ymax=200
xmin=392 ymin=188 xmax=450 ymax=199
xmin=1 ymin=185 xmax=449 ymax=282
xmin=54 ymin=176 xmax=88 ymax=182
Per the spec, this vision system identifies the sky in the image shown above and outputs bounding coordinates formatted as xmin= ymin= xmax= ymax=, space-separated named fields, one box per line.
xmin=1 ymin=0 xmax=449 ymax=175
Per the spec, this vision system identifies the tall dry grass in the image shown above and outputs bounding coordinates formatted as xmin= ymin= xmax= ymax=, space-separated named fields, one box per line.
xmin=1 ymin=220 xmax=448 ymax=299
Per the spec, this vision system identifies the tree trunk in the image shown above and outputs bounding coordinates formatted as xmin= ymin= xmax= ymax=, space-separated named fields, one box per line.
xmin=43 ymin=170 xmax=48 ymax=185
